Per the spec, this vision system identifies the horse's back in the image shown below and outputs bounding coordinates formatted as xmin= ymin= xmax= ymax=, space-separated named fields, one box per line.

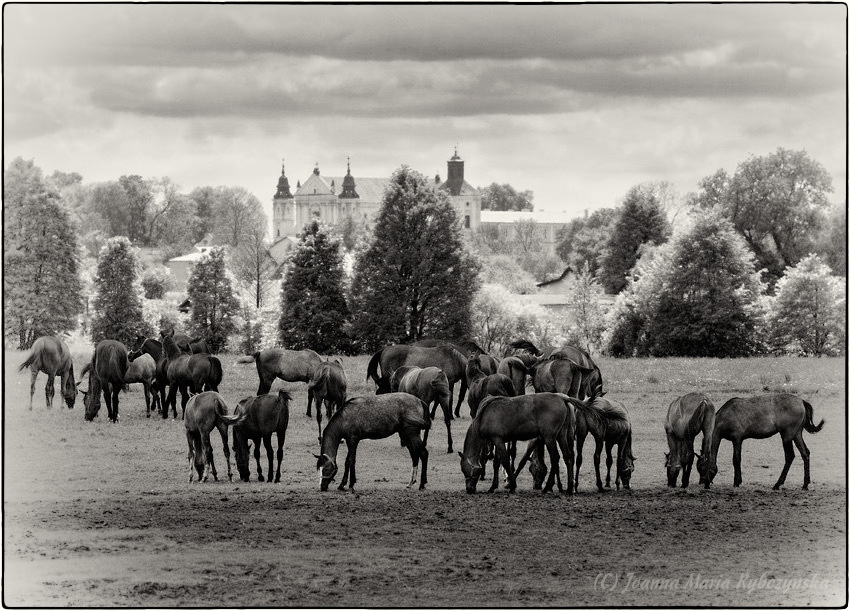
xmin=666 ymin=393 xmax=713 ymax=439
xmin=717 ymin=393 xmax=806 ymax=439
xmin=336 ymin=393 xmax=427 ymax=437
xmin=477 ymin=393 xmax=569 ymax=440
xmin=95 ymin=340 xmax=129 ymax=382
xmin=125 ymin=353 xmax=156 ymax=382
xmin=263 ymin=348 xmax=322 ymax=380
xmin=239 ymin=392 xmax=291 ymax=435
xmin=184 ymin=391 xmax=228 ymax=430
xmin=24 ymin=335 xmax=71 ymax=372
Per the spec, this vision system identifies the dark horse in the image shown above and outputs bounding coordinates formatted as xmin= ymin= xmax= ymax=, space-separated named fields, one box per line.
xmin=82 ymin=340 xmax=129 ymax=423
xmin=129 ymin=337 xmax=169 ymax=414
xmin=711 ymin=393 xmax=823 ymax=490
xmin=252 ymin=348 xmax=323 ymax=416
xmin=512 ymin=340 xmax=603 ymax=400
xmin=308 ymin=360 xmax=347 ymax=442
xmin=466 ymin=355 xmax=516 ymax=419
xmin=415 ymin=338 xmax=499 ymax=374
xmin=160 ymin=330 xmax=223 ymax=419
xmin=391 ymin=365 xmax=454 ymax=453
xmin=573 ymin=396 xmax=636 ymax=491
xmin=367 ymin=344 xmax=468 ymax=417
xmin=459 ymin=393 xmax=576 ymax=494
xmin=496 ymin=356 xmax=530 ymax=396
xmin=232 ymin=390 xmax=292 ymax=483
xmin=315 ymin=393 xmax=430 ymax=491
xmin=184 ymin=391 xmax=246 ymax=483
xmin=665 ymin=393 xmax=717 ymax=489
xmin=19 ymin=335 xmax=77 ymax=410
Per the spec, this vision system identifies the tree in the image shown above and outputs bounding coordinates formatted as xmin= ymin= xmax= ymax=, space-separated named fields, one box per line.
xmin=690 ymin=148 xmax=834 ymax=284
xmin=230 ymin=216 xmax=279 ymax=309
xmin=154 ymin=182 xmax=202 ymax=260
xmin=187 ymin=186 xmax=217 ymax=244
xmin=766 ymin=255 xmax=845 ymax=356
xmin=90 ymin=237 xmax=150 ymax=345
xmin=816 ymin=204 xmax=846 ymax=277
xmin=566 ymin=262 xmax=606 ymax=353
xmin=186 ymin=247 xmax=239 ymax=353
xmin=349 ymin=166 xmax=480 ymax=352
xmin=278 ymin=220 xmax=351 ymax=353
xmin=615 ymin=211 xmax=765 ymax=358
xmin=89 ymin=181 xmax=131 ymax=239
xmin=140 ymin=265 xmax=174 ymax=299
xmin=48 ymin=170 xmax=83 ymax=190
xmin=210 ymin=186 xmax=266 ymax=247
xmin=119 ymin=174 xmax=154 ymax=244
xmin=4 ymin=157 xmax=84 ymax=349
xmin=599 ymin=185 xmax=670 ymax=294
xmin=478 ymin=253 xmax=538 ymax=294
xmin=479 ymin=183 xmax=534 ymax=211
xmin=556 ymin=207 xmax=618 ymax=276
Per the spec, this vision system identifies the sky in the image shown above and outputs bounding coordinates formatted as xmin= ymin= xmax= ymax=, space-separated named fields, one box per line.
xmin=4 ymin=3 xmax=846 ymax=226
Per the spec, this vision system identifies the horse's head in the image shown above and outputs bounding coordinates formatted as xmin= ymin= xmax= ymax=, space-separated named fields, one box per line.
xmin=664 ymin=451 xmax=681 ymax=487
xmin=696 ymin=452 xmax=717 ymax=489
xmin=314 ymin=453 xmax=338 ymax=491
xmin=232 ymin=427 xmax=251 ymax=482
xmin=618 ymin=444 xmax=636 ymax=490
xmin=529 ymin=452 xmax=547 ymax=490
xmin=63 ymin=365 xmax=78 ymax=409
xmin=458 ymin=452 xmax=483 ymax=494
xmin=82 ymin=387 xmax=99 ymax=421
xmin=127 ymin=348 xmax=142 ymax=362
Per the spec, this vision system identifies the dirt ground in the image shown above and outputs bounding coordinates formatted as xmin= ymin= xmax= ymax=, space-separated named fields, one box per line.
xmin=3 ymin=353 xmax=846 ymax=607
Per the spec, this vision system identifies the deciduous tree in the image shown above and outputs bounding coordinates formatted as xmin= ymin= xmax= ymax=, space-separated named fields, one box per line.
xmin=230 ymin=217 xmax=279 ymax=309
xmin=479 ymin=182 xmax=534 ymax=211
xmin=90 ymin=237 xmax=149 ymax=345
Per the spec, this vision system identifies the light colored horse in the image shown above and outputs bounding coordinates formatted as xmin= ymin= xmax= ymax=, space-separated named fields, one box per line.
xmin=184 ymin=391 xmax=246 ymax=483
xmin=391 ymin=365 xmax=453 ymax=453
xmin=665 ymin=393 xmax=716 ymax=488
xmin=253 ymin=348 xmax=323 ymax=416
xmin=18 ymin=335 xmax=77 ymax=410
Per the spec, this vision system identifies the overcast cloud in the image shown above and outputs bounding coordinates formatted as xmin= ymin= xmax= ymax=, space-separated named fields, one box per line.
xmin=4 ymin=3 xmax=845 ymax=219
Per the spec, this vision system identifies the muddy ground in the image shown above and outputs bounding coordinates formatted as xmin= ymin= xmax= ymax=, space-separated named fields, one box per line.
xmin=4 ymin=353 xmax=846 ymax=607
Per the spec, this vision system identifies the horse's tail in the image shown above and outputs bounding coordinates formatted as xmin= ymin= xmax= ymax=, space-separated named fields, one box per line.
xmin=218 ymin=411 xmax=250 ymax=427
xmin=420 ymin=399 xmax=431 ymax=431
xmin=802 ymin=400 xmax=824 ymax=434
xmin=18 ymin=349 xmax=38 ymax=373
xmin=366 ymin=349 xmax=383 ymax=385
xmin=623 ymin=428 xmax=636 ymax=462
xmin=209 ymin=356 xmax=223 ymax=387
xmin=509 ymin=339 xmax=541 ymax=356
xmin=495 ymin=375 xmax=517 ymax=397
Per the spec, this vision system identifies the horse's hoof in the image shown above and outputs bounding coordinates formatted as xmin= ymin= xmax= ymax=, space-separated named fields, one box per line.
xmin=258 ymin=475 xmax=265 ymax=482
xmin=446 ymin=448 xmax=453 ymax=454
xmin=772 ymin=484 xmax=780 ymax=490
xmin=228 ymin=475 xmax=233 ymax=482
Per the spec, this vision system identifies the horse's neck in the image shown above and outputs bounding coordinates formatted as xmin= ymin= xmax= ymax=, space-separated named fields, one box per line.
xmin=320 ymin=416 xmax=345 ymax=462
xmin=145 ymin=340 xmax=163 ymax=361
xmin=463 ymin=419 xmax=486 ymax=465
xmin=161 ymin=338 xmax=182 ymax=359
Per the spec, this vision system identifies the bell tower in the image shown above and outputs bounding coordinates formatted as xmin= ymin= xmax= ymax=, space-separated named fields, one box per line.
xmin=272 ymin=159 xmax=296 ymax=238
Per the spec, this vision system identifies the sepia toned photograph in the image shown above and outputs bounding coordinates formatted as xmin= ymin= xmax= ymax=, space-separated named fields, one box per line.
xmin=3 ymin=3 xmax=846 ymax=607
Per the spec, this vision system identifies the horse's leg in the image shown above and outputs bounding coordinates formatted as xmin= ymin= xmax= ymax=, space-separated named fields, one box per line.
xmin=450 ymin=382 xmax=459 ymax=418
xmin=274 ymin=430 xmax=285 ymax=483
xmin=732 ymin=439 xmax=743 ymax=487
xmin=263 ymin=435 xmax=274 ymax=484
xmin=179 ymin=385 xmax=190 ymax=420
xmin=306 ymin=388 xmax=314 ymax=418
xmin=253 ymin=439 xmax=265 ymax=482
xmin=592 ymin=435 xmax=605 ymax=492
xmin=487 ymin=443 xmax=503 ymax=493
xmin=574 ymin=435 xmax=584 ymax=491
xmin=343 ymin=440 xmax=359 ymax=491
xmin=497 ymin=442 xmax=519 ymax=492
xmin=793 ymin=434 xmax=811 ymax=490
xmin=166 ymin=384 xmax=178 ymax=420
xmin=682 ymin=440 xmax=694 ymax=488
xmin=217 ymin=422 xmax=233 ymax=482
xmin=773 ymin=438 xmax=796 ymax=490
xmin=186 ymin=431 xmax=195 ymax=482
xmin=541 ymin=440 xmax=562 ymax=493
xmin=28 ymin=369 xmax=38 ymax=410
xmin=604 ymin=440 xmax=614 ymax=488
xmin=143 ymin=382 xmax=151 ymax=418
xmin=45 ymin=374 xmax=56 ymax=409
xmin=113 ymin=385 xmax=121 ymax=422
xmin=316 ymin=408 xmax=323 ymax=445
xmin=557 ymin=430 xmax=575 ymax=495
xmin=202 ymin=431 xmax=217 ymax=482
xmin=441 ymin=402 xmax=453 ymax=454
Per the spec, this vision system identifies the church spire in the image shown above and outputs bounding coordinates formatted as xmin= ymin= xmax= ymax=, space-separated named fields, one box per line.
xmin=445 ymin=147 xmax=464 ymax=196
xmin=339 ymin=155 xmax=360 ymax=199
xmin=274 ymin=158 xmax=293 ymax=199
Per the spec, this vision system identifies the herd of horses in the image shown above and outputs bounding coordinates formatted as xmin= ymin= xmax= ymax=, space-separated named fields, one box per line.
xmin=18 ymin=335 xmax=824 ymax=493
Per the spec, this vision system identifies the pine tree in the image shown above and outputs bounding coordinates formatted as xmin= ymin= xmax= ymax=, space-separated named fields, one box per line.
xmin=349 ymin=166 xmax=480 ymax=353
xmin=90 ymin=236 xmax=150 ymax=345
xmin=600 ymin=185 xmax=670 ymax=294
xmin=4 ymin=158 xmax=84 ymax=349
xmin=278 ymin=220 xmax=351 ymax=353
xmin=187 ymin=247 xmax=239 ymax=353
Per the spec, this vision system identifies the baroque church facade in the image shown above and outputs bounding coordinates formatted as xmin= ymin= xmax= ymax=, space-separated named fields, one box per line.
xmin=271 ymin=150 xmax=482 ymax=240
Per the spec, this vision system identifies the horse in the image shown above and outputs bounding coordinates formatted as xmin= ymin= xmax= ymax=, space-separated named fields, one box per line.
xmin=18 ymin=335 xmax=77 ymax=410
xmin=160 ymin=330 xmax=223 ymax=419
xmin=415 ymin=339 xmax=499 ymax=375
xmin=129 ymin=337 xmax=169 ymax=412
xmin=496 ymin=356 xmax=530 ymax=396
xmin=530 ymin=357 xmax=592 ymax=400
xmin=568 ymin=396 xmax=636 ymax=491
xmin=308 ymin=359 xmax=347 ymax=442
xmin=367 ymin=344 xmax=468 ymax=417
xmin=315 ymin=393 xmax=430 ymax=491
xmin=390 ymin=365 xmax=454 ymax=453
xmin=123 ymin=353 xmax=159 ymax=417
xmin=665 ymin=393 xmax=717 ymax=489
xmin=458 ymin=393 xmax=575 ymax=494
xmin=81 ymin=340 xmax=129 ymax=423
xmin=550 ymin=344 xmax=605 ymax=399
xmin=710 ymin=393 xmax=823 ymax=490
xmin=252 ymin=348 xmax=323 ymax=416
xmin=466 ymin=355 xmax=516 ymax=419
xmin=184 ymin=391 xmax=246 ymax=483
xmin=231 ymin=390 xmax=292 ymax=483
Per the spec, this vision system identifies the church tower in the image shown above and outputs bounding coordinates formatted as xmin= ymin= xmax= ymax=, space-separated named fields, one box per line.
xmin=272 ymin=159 xmax=296 ymax=238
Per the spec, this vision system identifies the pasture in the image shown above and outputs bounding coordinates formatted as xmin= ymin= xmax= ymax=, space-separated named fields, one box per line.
xmin=3 ymin=349 xmax=846 ymax=607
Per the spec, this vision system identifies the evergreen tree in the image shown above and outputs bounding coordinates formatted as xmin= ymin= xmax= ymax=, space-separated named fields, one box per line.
xmin=90 ymin=236 xmax=150 ymax=345
xmin=599 ymin=185 xmax=670 ymax=294
xmin=766 ymin=255 xmax=845 ymax=356
xmin=4 ymin=157 xmax=84 ymax=349
xmin=645 ymin=211 xmax=764 ymax=357
xmin=349 ymin=166 xmax=480 ymax=352
xmin=187 ymin=247 xmax=239 ymax=353
xmin=278 ymin=220 xmax=351 ymax=353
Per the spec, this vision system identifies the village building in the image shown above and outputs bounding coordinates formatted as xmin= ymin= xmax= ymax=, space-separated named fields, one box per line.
xmin=478 ymin=209 xmax=573 ymax=257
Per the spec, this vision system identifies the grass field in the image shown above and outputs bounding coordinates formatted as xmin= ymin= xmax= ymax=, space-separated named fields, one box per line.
xmin=3 ymin=347 xmax=846 ymax=606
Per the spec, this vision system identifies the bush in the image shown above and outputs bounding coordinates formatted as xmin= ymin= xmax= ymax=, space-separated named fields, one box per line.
xmin=140 ymin=265 xmax=173 ymax=299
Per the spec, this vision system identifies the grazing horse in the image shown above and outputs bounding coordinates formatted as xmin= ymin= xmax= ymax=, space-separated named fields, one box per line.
xmin=315 ymin=393 xmax=430 ymax=491
xmin=82 ymin=340 xmax=129 ymax=423
xmin=458 ymin=393 xmax=576 ymax=494
xmin=308 ymin=360 xmax=348 ymax=442
xmin=129 ymin=337 xmax=169 ymax=412
xmin=391 ymin=366 xmax=454 ymax=453
xmin=231 ymin=390 xmax=292 ymax=483
xmin=367 ymin=344 xmax=468 ymax=418
xmin=252 ymin=348 xmax=323 ymax=416
xmin=711 ymin=393 xmax=823 ymax=490
xmin=568 ymin=396 xmax=636 ymax=491
xmin=415 ymin=339 xmax=500 ymax=375
xmin=466 ymin=355 xmax=516 ymax=419
xmin=665 ymin=393 xmax=717 ymax=489
xmin=496 ymin=356 xmax=530 ymax=396
xmin=184 ymin=391 xmax=246 ymax=483
xmin=123 ymin=353 xmax=159 ymax=418
xmin=160 ymin=330 xmax=223 ymax=419
xmin=530 ymin=357 xmax=592 ymax=399
xmin=18 ymin=335 xmax=77 ymax=410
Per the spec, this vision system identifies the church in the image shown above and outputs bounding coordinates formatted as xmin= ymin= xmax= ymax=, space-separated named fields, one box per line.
xmin=270 ymin=150 xmax=482 ymax=242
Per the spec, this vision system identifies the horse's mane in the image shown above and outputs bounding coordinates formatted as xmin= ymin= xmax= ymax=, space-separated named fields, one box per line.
xmin=573 ymin=397 xmax=606 ymax=431
xmin=509 ymin=339 xmax=542 ymax=356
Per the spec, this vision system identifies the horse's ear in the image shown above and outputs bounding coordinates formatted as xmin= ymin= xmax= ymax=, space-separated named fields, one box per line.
xmin=457 ymin=452 xmax=464 ymax=459
xmin=312 ymin=453 xmax=322 ymax=460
